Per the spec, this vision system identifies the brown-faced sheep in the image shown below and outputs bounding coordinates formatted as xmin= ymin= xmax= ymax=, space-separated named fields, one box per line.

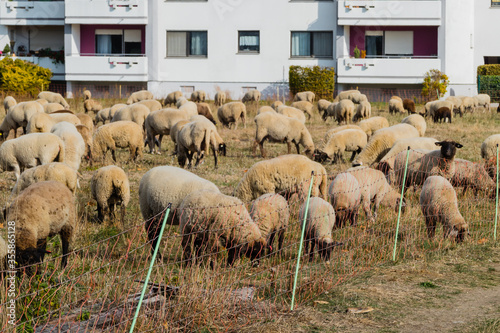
xmin=433 ymin=107 xmax=452 ymax=123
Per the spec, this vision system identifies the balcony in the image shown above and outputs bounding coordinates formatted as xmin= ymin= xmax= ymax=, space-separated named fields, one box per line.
xmin=65 ymin=55 xmax=148 ymax=82
xmin=0 ymin=56 xmax=65 ymax=80
xmin=65 ymin=0 xmax=147 ymax=25
xmin=0 ymin=1 xmax=65 ymax=25
xmin=338 ymin=1 xmax=441 ymax=26
xmin=337 ymin=57 xmax=441 ymax=84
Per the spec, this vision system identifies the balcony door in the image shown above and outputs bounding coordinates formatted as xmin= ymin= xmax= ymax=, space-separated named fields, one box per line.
xmin=365 ymin=31 xmax=383 ymax=57
xmin=95 ymin=29 xmax=142 ymax=55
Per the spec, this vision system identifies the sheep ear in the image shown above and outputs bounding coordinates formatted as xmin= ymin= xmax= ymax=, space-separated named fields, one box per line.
xmin=454 ymin=143 xmax=463 ymax=149
xmin=435 ymin=141 xmax=443 ymax=146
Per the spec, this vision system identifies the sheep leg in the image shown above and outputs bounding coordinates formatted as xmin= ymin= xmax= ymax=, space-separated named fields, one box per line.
xmin=267 ymin=231 xmax=276 ymax=255
xmin=259 ymin=141 xmax=266 ymax=158
xmin=110 ymin=203 xmax=117 ymax=222
xmin=309 ymin=240 xmax=316 ymax=262
xmin=213 ymin=147 xmax=218 ymax=169
xmin=277 ymin=229 xmax=285 ymax=254
xmin=60 ymin=226 xmax=72 ymax=269
xmin=111 ymin=149 xmax=117 ymax=163
xmin=227 ymin=247 xmax=238 ymax=267
xmin=287 ymin=142 xmax=292 ymax=154
xmin=362 ymin=199 xmax=373 ymax=223
xmin=425 ymin=216 xmax=436 ymax=239
xmin=157 ymin=135 xmax=163 ymax=154
xmin=120 ymin=205 xmax=126 ymax=227
xmin=295 ymin=143 xmax=301 ymax=155
xmin=146 ymin=131 xmax=156 ymax=153
xmin=97 ymin=204 xmax=105 ymax=223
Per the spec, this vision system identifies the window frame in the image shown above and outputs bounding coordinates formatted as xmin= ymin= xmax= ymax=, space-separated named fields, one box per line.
xmin=492 ymin=0 xmax=500 ymax=7
xmin=166 ymin=30 xmax=208 ymax=58
xmin=94 ymin=29 xmax=143 ymax=56
xmin=290 ymin=31 xmax=333 ymax=59
xmin=238 ymin=30 xmax=260 ymax=54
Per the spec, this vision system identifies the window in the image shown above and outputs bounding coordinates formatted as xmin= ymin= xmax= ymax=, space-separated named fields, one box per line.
xmin=365 ymin=31 xmax=383 ymax=57
xmin=95 ymin=29 xmax=142 ymax=55
xmin=238 ymin=31 xmax=259 ymax=53
xmin=484 ymin=57 xmax=500 ymax=64
xmin=242 ymin=86 xmax=257 ymax=93
xmin=493 ymin=0 xmax=500 ymax=6
xmin=167 ymin=31 xmax=207 ymax=57
xmin=364 ymin=30 xmax=414 ymax=58
xmin=291 ymin=31 xmax=332 ymax=58
xmin=181 ymin=86 xmax=194 ymax=94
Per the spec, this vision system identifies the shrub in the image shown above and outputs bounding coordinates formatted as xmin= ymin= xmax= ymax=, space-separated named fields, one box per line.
xmin=3 ymin=43 xmax=10 ymax=55
xmin=477 ymin=64 xmax=500 ymax=76
xmin=421 ymin=69 xmax=449 ymax=99
xmin=0 ymin=57 xmax=52 ymax=97
xmin=289 ymin=65 xmax=335 ymax=100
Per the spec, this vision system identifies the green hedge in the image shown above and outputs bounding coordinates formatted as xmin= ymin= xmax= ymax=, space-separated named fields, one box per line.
xmin=289 ymin=65 xmax=335 ymax=100
xmin=0 ymin=57 xmax=52 ymax=97
xmin=478 ymin=75 xmax=500 ymax=102
xmin=477 ymin=64 xmax=500 ymax=76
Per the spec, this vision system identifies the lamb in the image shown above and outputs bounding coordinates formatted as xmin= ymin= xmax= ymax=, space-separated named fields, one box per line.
xmin=242 ymin=89 xmax=261 ymax=103
xmin=433 ymin=107 xmax=452 ymax=123
xmin=334 ymin=99 xmax=355 ymax=124
xmin=91 ymin=165 xmax=130 ymax=224
xmin=420 ymin=176 xmax=468 ymax=242
xmin=92 ymin=121 xmax=143 ymax=163
xmin=352 ymin=124 xmax=420 ymax=167
xmin=83 ymin=89 xmax=91 ymax=100
xmin=11 ymin=162 xmax=79 ymax=196
xmin=294 ymin=91 xmax=315 ymax=103
xmin=446 ymin=96 xmax=464 ymax=116
xmin=179 ymin=189 xmax=266 ymax=266
xmin=144 ymin=108 xmax=190 ymax=154
xmin=250 ymin=193 xmax=290 ymax=255
xmin=475 ymin=94 xmax=491 ymax=112
xmin=389 ymin=98 xmax=405 ymax=114
xmin=290 ymin=101 xmax=314 ymax=119
xmin=139 ymin=166 xmax=220 ymax=251
xmin=76 ymin=125 xmax=93 ymax=160
xmin=329 ymin=172 xmax=361 ymax=228
xmin=234 ymin=154 xmax=328 ymax=202
xmin=451 ymin=158 xmax=495 ymax=196
xmin=401 ymin=114 xmax=426 ymax=137
xmin=190 ymin=90 xmax=207 ymax=103
xmin=37 ymin=91 xmax=70 ymax=109
xmin=214 ymin=91 xmax=226 ymax=107
xmin=163 ymin=91 xmax=183 ymax=106
xmin=196 ymin=103 xmax=216 ymax=124
xmin=26 ymin=112 xmax=81 ymax=134
xmin=126 ymin=90 xmax=154 ymax=105
xmin=276 ymin=105 xmax=306 ymax=124
xmin=393 ymin=140 xmax=463 ymax=193
xmin=177 ymin=117 xmax=226 ymax=169
xmin=317 ymin=99 xmax=331 ymax=118
xmin=217 ymin=102 xmax=247 ymax=129
xmin=253 ymin=112 xmax=315 ymax=158
xmin=352 ymin=101 xmax=371 ymax=122
xmin=0 ymin=133 xmax=65 ymax=179
xmin=135 ymin=99 xmax=163 ymax=112
xmin=480 ymin=134 xmax=500 ymax=178
xmin=425 ymin=100 xmax=454 ymax=119
xmin=111 ymin=104 xmax=150 ymax=131
xmin=3 ymin=96 xmax=16 ymax=113
xmin=299 ymin=197 xmax=336 ymax=261
xmin=403 ymin=98 xmax=416 ymax=114
xmin=6 ymin=181 xmax=75 ymax=269
xmin=75 ymin=113 xmax=94 ymax=133
xmin=271 ymin=101 xmax=283 ymax=110
xmin=314 ymin=129 xmax=367 ymax=164
xmin=257 ymin=106 xmax=275 ymax=115
xmin=0 ymin=101 xmax=44 ymax=137
xmin=50 ymin=122 xmax=86 ymax=171
xmin=347 ymin=166 xmax=404 ymax=222
xmin=83 ymin=99 xmax=103 ymax=114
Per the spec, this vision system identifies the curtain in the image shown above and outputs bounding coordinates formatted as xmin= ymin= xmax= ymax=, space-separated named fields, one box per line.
xmin=240 ymin=36 xmax=259 ymax=47
xmin=96 ymin=35 xmax=111 ymax=54
xmin=167 ymin=31 xmax=187 ymax=57
xmin=190 ymin=32 xmax=207 ymax=56
xmin=312 ymin=32 xmax=332 ymax=57
xmin=291 ymin=32 xmax=311 ymax=57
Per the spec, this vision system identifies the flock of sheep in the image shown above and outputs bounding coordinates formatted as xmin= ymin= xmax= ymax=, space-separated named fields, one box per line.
xmin=0 ymin=86 xmax=496 ymax=274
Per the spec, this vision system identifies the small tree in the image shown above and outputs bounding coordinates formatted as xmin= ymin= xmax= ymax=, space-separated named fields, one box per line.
xmin=0 ymin=57 xmax=52 ymax=96
xmin=421 ymin=69 xmax=449 ymax=99
xmin=3 ymin=44 xmax=10 ymax=55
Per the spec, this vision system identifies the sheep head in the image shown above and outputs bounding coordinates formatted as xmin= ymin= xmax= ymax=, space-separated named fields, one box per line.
xmin=313 ymin=149 xmax=329 ymax=163
xmin=218 ymin=143 xmax=227 ymax=157
xmin=435 ymin=140 xmax=463 ymax=160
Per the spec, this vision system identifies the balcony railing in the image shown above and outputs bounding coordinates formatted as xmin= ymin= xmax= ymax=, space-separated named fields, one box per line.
xmin=65 ymin=0 xmax=147 ymax=24
xmin=65 ymin=55 xmax=148 ymax=82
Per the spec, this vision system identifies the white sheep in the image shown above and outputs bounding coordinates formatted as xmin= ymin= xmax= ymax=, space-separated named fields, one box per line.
xmin=163 ymin=91 xmax=183 ymax=106
xmin=91 ymin=165 xmax=130 ymax=224
xmin=83 ymin=90 xmax=91 ymax=100
xmin=92 ymin=121 xmax=143 ymax=163
xmin=111 ymin=104 xmax=150 ymax=131
xmin=169 ymin=119 xmax=190 ymax=152
xmin=214 ymin=91 xmax=227 ymax=107
xmin=290 ymin=101 xmax=314 ymax=119
xmin=75 ymin=113 xmax=94 ymax=133
xmin=451 ymin=158 xmax=495 ymax=196
xmin=352 ymin=101 xmax=371 ymax=122
xmin=50 ymin=122 xmax=86 ymax=171
xmin=314 ymin=129 xmax=367 ymax=164
xmin=446 ymin=96 xmax=464 ymax=116
xmin=95 ymin=108 xmax=112 ymax=125
xmin=176 ymin=97 xmax=188 ymax=108
xmin=0 ymin=133 xmax=65 ymax=179
xmin=322 ymin=102 xmax=339 ymax=122
xmin=294 ymin=91 xmax=315 ymax=103
xmin=389 ymin=98 xmax=405 ymax=114
xmin=257 ymin=106 xmax=276 ymax=115
xmin=217 ymin=102 xmax=247 ymax=129
xmin=253 ymin=112 xmax=315 ymax=158
xmin=461 ymin=97 xmax=475 ymax=113
xmin=190 ymin=90 xmax=207 ymax=103
xmin=179 ymin=101 xmax=198 ymax=118
xmin=358 ymin=116 xmax=389 ymax=138
xmin=83 ymin=99 xmax=103 ymax=114
xmin=334 ymin=99 xmax=355 ymax=124
xmin=329 ymin=172 xmax=361 ymax=227
xmin=179 ymin=189 xmax=266 ymax=266
xmin=242 ymin=90 xmax=261 ymax=104
xmin=12 ymin=162 xmax=79 ymax=196
xmin=234 ymin=154 xmax=328 ymax=202
xmin=3 ymin=96 xmax=16 ymax=114
xmin=425 ymin=100 xmax=454 ymax=120
xmin=35 ymin=99 xmax=48 ymax=106
xmin=76 ymin=124 xmax=93 ymax=160
xmin=250 ymin=193 xmax=290 ymax=255
xmin=126 ymin=90 xmax=154 ymax=105
xmin=144 ymin=108 xmax=190 ymax=154
xmin=480 ymin=134 xmax=500 ymax=177
xmin=351 ymin=93 xmax=368 ymax=104
xmin=475 ymin=94 xmax=491 ymax=112
xmin=37 ymin=91 xmax=70 ymax=109
xmin=0 ymin=101 xmax=44 ymax=137
xmin=271 ymin=101 xmax=283 ymax=110
xmin=321 ymin=125 xmax=363 ymax=150
xmin=317 ymin=99 xmax=331 ymax=118
xmin=336 ymin=90 xmax=360 ymax=102
xmin=276 ymin=105 xmax=306 ymax=124
xmin=26 ymin=112 xmax=81 ymax=134
xmin=420 ymin=176 xmax=468 ymax=242
xmin=401 ymin=114 xmax=426 ymax=137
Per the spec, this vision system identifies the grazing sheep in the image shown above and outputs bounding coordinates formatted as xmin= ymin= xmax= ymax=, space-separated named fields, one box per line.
xmin=0 ymin=133 xmax=65 ymax=179
xmin=290 ymin=101 xmax=314 ymax=119
xmin=271 ymin=101 xmax=283 ymax=110
xmin=323 ymin=102 xmax=340 ymax=122
xmin=242 ymin=89 xmax=261 ymax=104
xmin=352 ymin=124 xmax=420 ymax=167
xmin=317 ymin=99 xmax=331 ymax=118
xmin=331 ymin=100 xmax=355 ymax=124
xmin=214 ymin=91 xmax=226 ymax=107
xmin=43 ymin=102 xmax=66 ymax=113
xmin=425 ymin=100 xmax=454 ymax=119
xmin=75 ymin=113 xmax=94 ymax=132
xmin=451 ymin=158 xmax=495 ymax=196
xmin=110 ymin=103 xmax=126 ymax=115
xmin=389 ymin=98 xmax=405 ymax=114
xmin=191 ymin=90 xmax=207 ymax=103
xmin=337 ymin=90 xmax=360 ymax=102
xmin=353 ymin=101 xmax=371 ymax=122
xmin=253 ymin=112 xmax=314 ymax=158
xmin=95 ymin=108 xmax=112 ymax=125
xmin=145 ymin=108 xmax=190 ymax=154
xmin=391 ymin=96 xmax=403 ymax=103
xmin=126 ymin=90 xmax=154 ymax=105
xmin=433 ymin=107 xmax=452 ymax=123
xmin=351 ymin=93 xmax=368 ymax=104
xmin=277 ymin=106 xmax=306 ymax=124
xmin=92 ymin=121 xmax=143 ymax=163
xmin=35 ymin=99 xmax=48 ymax=106
xmin=195 ymin=103 xmax=216 ymax=124
xmin=234 ymin=154 xmax=328 ymax=202
xmin=176 ymin=97 xmax=188 ymax=108
xmin=111 ymin=104 xmax=150 ymax=131
xmin=446 ymin=96 xmax=464 ymax=116
xmin=401 ymin=114 xmax=426 ymax=137
xmin=294 ymin=91 xmax=315 ymax=103
xmin=217 ymin=102 xmax=247 ymax=129
xmin=475 ymin=94 xmax=491 ymax=112
xmin=299 ymin=197 xmax=336 ymax=261
xmin=314 ymin=129 xmax=367 ymax=164
xmin=179 ymin=101 xmax=198 ymax=118
xmin=91 ymin=165 xmax=130 ymax=224
xmin=83 ymin=99 xmax=103 ymax=114
xmin=480 ymin=134 xmax=500 ymax=178
xmin=393 ymin=140 xmax=463 ymax=193
xmin=50 ymin=122 xmax=86 ymax=171
xmin=329 ymin=172 xmax=361 ymax=228
xmin=0 ymin=101 xmax=44 ymax=137
xmin=26 ymin=112 xmax=81 ymax=134
xmin=420 ymin=176 xmax=468 ymax=242
xmin=179 ymin=189 xmax=266 ymax=266
xmin=7 ymin=181 xmax=75 ymax=269
xmin=257 ymin=106 xmax=275 ymax=115
xmin=37 ymin=91 xmax=69 ymax=109
xmin=12 ymin=162 xmax=79 ymax=196
xmin=76 ymin=124 xmax=93 ymax=160
xmin=169 ymin=119 xmax=191 ymax=154
xmin=250 ymin=193 xmax=290 ymax=255
xmin=3 ymin=96 xmax=16 ymax=113
xmin=83 ymin=90 xmax=91 ymax=100
xmin=403 ymin=98 xmax=416 ymax=114
xmin=163 ymin=91 xmax=183 ymax=106
xmin=135 ymin=100 xmax=163 ymax=112
xmin=461 ymin=97 xmax=475 ymax=113
xmin=322 ymin=125 xmax=363 ymax=146
xmin=347 ymin=166 xmax=404 ymax=222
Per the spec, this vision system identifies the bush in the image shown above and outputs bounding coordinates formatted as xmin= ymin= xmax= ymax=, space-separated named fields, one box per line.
xmin=421 ymin=69 xmax=449 ymax=99
xmin=477 ymin=64 xmax=500 ymax=76
xmin=289 ymin=65 xmax=335 ymax=101
xmin=0 ymin=57 xmax=52 ymax=96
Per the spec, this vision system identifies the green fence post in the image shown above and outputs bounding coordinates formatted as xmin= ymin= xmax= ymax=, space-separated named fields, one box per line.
xmin=393 ymin=147 xmax=411 ymax=262
xmin=290 ymin=171 xmax=315 ymax=311
xmin=495 ymin=144 xmax=499 ymax=241
xmin=129 ymin=203 xmax=172 ymax=332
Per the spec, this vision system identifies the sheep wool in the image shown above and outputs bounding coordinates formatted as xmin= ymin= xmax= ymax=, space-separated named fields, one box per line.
xmin=83 ymin=99 xmax=103 ymax=114
xmin=196 ymin=103 xmax=216 ymax=124
xmin=451 ymin=158 xmax=495 ymax=196
xmin=3 ymin=96 xmax=16 ymax=114
xmin=257 ymin=106 xmax=276 ymax=115
xmin=242 ymin=90 xmax=261 ymax=103
xmin=277 ymin=106 xmax=306 ymax=124
xmin=111 ymin=104 xmax=150 ymax=130
xmin=353 ymin=101 xmax=371 ymax=122
xmin=12 ymin=162 xmax=79 ymax=196
xmin=0 ymin=101 xmax=44 ymax=137
xmin=37 ymin=91 xmax=69 ymax=109
xmin=401 ymin=114 xmax=426 ymax=137
xmin=126 ymin=90 xmax=154 ymax=105
xmin=191 ymin=90 xmax=207 ymax=103
xmin=217 ymin=102 xmax=247 ymax=129
xmin=294 ymin=91 xmax=315 ymax=103
xmin=358 ymin=116 xmax=389 ymax=138
xmin=329 ymin=172 xmax=361 ymax=228
xmin=271 ymin=101 xmax=283 ymax=110
xmin=315 ymin=129 xmax=367 ymax=164
xmin=135 ymin=100 xmax=163 ymax=112
xmin=145 ymin=108 xmax=190 ymax=154
xmin=290 ymin=101 xmax=314 ymax=119
xmin=92 ymin=121 xmax=143 ymax=162
xmin=164 ymin=91 xmax=183 ymax=106
xmin=91 ymin=165 xmax=130 ymax=224
xmin=214 ymin=91 xmax=226 ymax=107
xmin=26 ymin=112 xmax=81 ymax=134
xmin=51 ymin=121 xmax=86 ymax=171
xmin=317 ymin=99 xmax=331 ymax=117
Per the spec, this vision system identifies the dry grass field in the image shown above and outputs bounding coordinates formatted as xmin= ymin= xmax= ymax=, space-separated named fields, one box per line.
xmin=0 ymin=96 xmax=499 ymax=332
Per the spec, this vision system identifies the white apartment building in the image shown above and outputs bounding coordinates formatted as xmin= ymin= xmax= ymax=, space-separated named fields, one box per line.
xmin=0 ymin=0 xmax=497 ymax=99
